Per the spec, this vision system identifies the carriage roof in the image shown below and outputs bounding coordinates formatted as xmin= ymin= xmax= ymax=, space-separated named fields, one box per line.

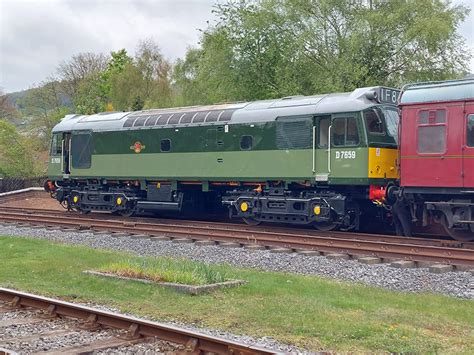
xmin=400 ymin=78 xmax=474 ymax=105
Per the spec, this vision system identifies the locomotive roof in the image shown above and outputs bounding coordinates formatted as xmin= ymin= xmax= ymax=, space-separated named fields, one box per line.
xmin=400 ymin=78 xmax=474 ymax=105
xmin=52 ymin=86 xmax=398 ymax=133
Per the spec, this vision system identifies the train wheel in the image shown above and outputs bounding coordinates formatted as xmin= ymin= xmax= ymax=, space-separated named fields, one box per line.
xmin=314 ymin=221 xmax=339 ymax=231
xmin=243 ymin=217 xmax=261 ymax=226
xmin=442 ymin=216 xmax=474 ymax=242
xmin=118 ymin=209 xmax=134 ymax=217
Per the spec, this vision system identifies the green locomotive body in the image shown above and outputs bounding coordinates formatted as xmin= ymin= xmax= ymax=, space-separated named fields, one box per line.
xmin=47 ymin=86 xmax=400 ymax=230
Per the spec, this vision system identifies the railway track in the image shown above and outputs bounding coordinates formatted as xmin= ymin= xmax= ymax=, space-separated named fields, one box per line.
xmin=0 ymin=207 xmax=473 ymax=268
xmin=0 ymin=287 xmax=274 ymax=354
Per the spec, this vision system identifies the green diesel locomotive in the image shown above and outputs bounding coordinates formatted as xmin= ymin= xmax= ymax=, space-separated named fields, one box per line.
xmin=46 ymin=86 xmax=400 ymax=231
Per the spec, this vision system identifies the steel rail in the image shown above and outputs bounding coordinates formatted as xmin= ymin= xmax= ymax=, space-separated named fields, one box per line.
xmin=0 ymin=206 xmax=465 ymax=248
xmin=0 ymin=288 xmax=274 ymax=355
xmin=0 ymin=210 xmax=473 ymax=267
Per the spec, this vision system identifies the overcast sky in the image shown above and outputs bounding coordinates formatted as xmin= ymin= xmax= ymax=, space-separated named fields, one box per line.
xmin=0 ymin=0 xmax=473 ymax=93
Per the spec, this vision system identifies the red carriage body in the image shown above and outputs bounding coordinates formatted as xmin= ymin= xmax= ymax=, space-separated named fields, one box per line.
xmin=396 ymin=79 xmax=474 ymax=241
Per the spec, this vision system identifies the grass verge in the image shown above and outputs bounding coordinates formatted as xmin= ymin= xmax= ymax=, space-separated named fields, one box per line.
xmin=0 ymin=236 xmax=473 ymax=353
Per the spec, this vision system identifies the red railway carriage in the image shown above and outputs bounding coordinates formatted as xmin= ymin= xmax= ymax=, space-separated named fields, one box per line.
xmin=394 ymin=79 xmax=474 ymax=241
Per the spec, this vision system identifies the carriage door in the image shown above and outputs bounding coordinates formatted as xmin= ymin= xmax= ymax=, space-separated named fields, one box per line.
xmin=314 ymin=116 xmax=331 ymax=182
xmin=62 ymin=133 xmax=71 ymax=175
xmin=415 ymin=107 xmax=462 ymax=187
xmin=464 ymin=101 xmax=474 ymax=187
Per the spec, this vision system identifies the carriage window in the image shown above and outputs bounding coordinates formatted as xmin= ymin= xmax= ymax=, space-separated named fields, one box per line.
xmin=160 ymin=139 xmax=171 ymax=152
xmin=71 ymin=132 xmax=92 ymax=169
xmin=318 ymin=117 xmax=330 ymax=148
xmin=50 ymin=134 xmax=62 ymax=156
xmin=417 ymin=109 xmax=446 ymax=154
xmin=364 ymin=109 xmax=384 ymax=134
xmin=240 ymin=135 xmax=253 ymax=150
xmin=467 ymin=114 xmax=474 ymax=147
xmin=332 ymin=117 xmax=359 ymax=146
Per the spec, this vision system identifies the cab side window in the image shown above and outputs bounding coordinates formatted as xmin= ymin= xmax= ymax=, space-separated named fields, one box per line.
xmin=50 ymin=134 xmax=62 ymax=156
xmin=364 ymin=109 xmax=384 ymax=134
xmin=318 ymin=117 xmax=330 ymax=148
xmin=71 ymin=132 xmax=92 ymax=169
xmin=332 ymin=117 xmax=359 ymax=146
xmin=467 ymin=114 xmax=474 ymax=147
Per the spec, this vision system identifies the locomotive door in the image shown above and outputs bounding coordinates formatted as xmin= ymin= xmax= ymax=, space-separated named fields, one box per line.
xmin=62 ymin=133 xmax=71 ymax=175
xmin=314 ymin=115 xmax=331 ymax=181
xmin=463 ymin=101 xmax=474 ymax=187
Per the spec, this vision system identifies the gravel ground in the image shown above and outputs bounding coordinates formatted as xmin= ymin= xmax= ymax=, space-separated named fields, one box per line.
xmin=1 ymin=224 xmax=472 ymax=299
xmin=0 ymin=317 xmax=72 ymax=339
xmin=75 ymin=301 xmax=306 ymax=354
xmin=0 ymin=309 xmax=115 ymax=354
xmin=0 ymin=300 xmax=303 ymax=354
xmin=95 ymin=338 xmax=185 ymax=354
xmin=5 ymin=329 xmax=115 ymax=353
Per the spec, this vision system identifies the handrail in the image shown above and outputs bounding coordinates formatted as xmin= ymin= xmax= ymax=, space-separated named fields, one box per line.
xmin=328 ymin=125 xmax=332 ymax=173
xmin=312 ymin=126 xmax=316 ymax=173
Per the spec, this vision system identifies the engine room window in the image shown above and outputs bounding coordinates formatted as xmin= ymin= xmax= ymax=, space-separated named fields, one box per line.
xmin=50 ymin=134 xmax=62 ymax=156
xmin=71 ymin=132 xmax=92 ymax=169
xmin=276 ymin=117 xmax=312 ymax=149
xmin=467 ymin=114 xmax=474 ymax=147
xmin=161 ymin=139 xmax=171 ymax=152
xmin=364 ymin=109 xmax=384 ymax=134
xmin=332 ymin=117 xmax=359 ymax=146
xmin=240 ymin=135 xmax=253 ymax=150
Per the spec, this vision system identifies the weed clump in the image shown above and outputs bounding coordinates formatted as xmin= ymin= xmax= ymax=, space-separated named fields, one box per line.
xmin=99 ymin=257 xmax=227 ymax=285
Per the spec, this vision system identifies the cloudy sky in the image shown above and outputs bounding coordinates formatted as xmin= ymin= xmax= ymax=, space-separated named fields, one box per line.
xmin=0 ymin=0 xmax=473 ymax=93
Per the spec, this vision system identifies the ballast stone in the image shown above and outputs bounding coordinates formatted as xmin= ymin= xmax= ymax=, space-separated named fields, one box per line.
xmin=358 ymin=256 xmax=382 ymax=265
xmin=195 ymin=240 xmax=215 ymax=246
xmin=390 ymin=260 xmax=416 ymax=269
xmin=326 ymin=253 xmax=350 ymax=260
xmin=429 ymin=264 xmax=454 ymax=274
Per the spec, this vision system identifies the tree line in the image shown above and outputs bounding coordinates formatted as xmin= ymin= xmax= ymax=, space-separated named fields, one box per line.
xmin=0 ymin=0 xmax=471 ymax=177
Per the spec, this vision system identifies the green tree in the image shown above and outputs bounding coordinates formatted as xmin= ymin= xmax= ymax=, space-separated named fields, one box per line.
xmin=0 ymin=89 xmax=19 ymax=122
xmin=174 ymin=0 xmax=471 ymax=103
xmin=22 ymin=79 xmax=69 ymax=149
xmin=57 ymin=52 xmax=109 ymax=99
xmin=100 ymin=49 xmax=133 ymax=99
xmin=0 ymin=120 xmax=38 ymax=177
xmin=74 ymin=73 xmax=108 ymax=114
xmin=108 ymin=63 xmax=143 ymax=111
xmin=136 ymin=39 xmax=172 ymax=106
xmin=72 ymin=49 xmax=133 ymax=114
xmin=108 ymin=41 xmax=173 ymax=110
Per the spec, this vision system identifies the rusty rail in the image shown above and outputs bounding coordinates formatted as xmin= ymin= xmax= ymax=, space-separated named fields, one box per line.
xmin=0 ymin=209 xmax=473 ymax=267
xmin=0 ymin=288 xmax=274 ymax=355
xmin=0 ymin=206 xmax=466 ymax=248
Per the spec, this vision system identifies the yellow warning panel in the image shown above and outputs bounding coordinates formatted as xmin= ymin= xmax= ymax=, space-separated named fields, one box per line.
xmin=368 ymin=147 xmax=399 ymax=179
